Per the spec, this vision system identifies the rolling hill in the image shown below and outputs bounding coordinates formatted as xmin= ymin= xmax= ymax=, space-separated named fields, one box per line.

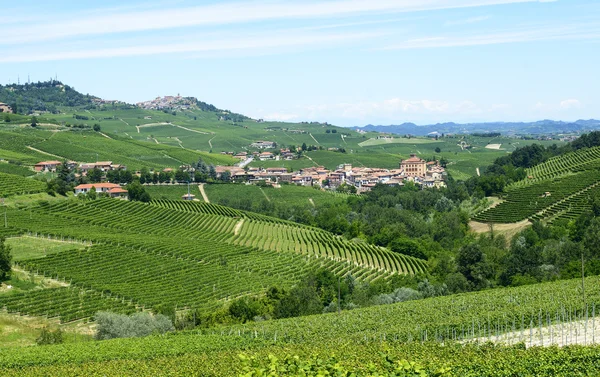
xmin=473 ymin=145 xmax=600 ymax=224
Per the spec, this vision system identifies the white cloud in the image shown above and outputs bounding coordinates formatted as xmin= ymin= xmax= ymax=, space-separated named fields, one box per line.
xmin=444 ymin=15 xmax=491 ymax=26
xmin=0 ymin=0 xmax=549 ymax=45
xmin=0 ymin=31 xmax=382 ymax=63
xmin=383 ymin=24 xmax=600 ymax=49
xmin=559 ymin=99 xmax=582 ymax=109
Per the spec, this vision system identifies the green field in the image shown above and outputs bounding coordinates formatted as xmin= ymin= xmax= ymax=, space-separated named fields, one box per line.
xmin=5 ymin=236 xmax=86 ymax=261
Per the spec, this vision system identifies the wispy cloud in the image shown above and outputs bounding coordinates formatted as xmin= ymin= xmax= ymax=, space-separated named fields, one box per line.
xmin=0 ymin=0 xmax=551 ymax=45
xmin=382 ymin=24 xmax=600 ymax=49
xmin=0 ymin=31 xmax=383 ymax=63
xmin=444 ymin=15 xmax=491 ymax=26
xmin=560 ymin=99 xmax=582 ymax=109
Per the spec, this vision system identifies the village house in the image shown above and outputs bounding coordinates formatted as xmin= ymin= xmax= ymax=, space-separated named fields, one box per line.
xmin=79 ymin=161 xmax=125 ymax=173
xmin=250 ymin=141 xmax=276 ymax=149
xmin=258 ymin=152 xmax=275 ymax=161
xmin=34 ymin=160 xmax=62 ymax=172
xmin=74 ymin=183 xmax=128 ymax=198
xmin=0 ymin=103 xmax=13 ymax=113
xmin=400 ymin=154 xmax=427 ymax=177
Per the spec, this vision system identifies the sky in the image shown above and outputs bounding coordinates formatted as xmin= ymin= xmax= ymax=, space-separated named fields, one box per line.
xmin=1 ymin=0 xmax=599 ymax=127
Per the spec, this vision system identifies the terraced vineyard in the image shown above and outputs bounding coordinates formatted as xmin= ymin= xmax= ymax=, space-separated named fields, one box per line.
xmin=0 ymin=287 xmax=138 ymax=323
xmin=0 ymin=172 xmax=46 ymax=197
xmin=511 ymin=146 xmax=600 ymax=188
xmin=474 ymin=169 xmax=600 ymax=223
xmin=0 ymin=198 xmax=424 ymax=320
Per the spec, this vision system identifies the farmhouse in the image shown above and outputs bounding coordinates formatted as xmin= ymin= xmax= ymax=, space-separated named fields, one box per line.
xmin=250 ymin=141 xmax=276 ymax=149
xmin=258 ymin=152 xmax=275 ymax=161
xmin=74 ymin=183 xmax=124 ymax=196
xmin=0 ymin=103 xmax=13 ymax=113
xmin=400 ymin=154 xmax=426 ymax=177
xmin=34 ymin=160 xmax=62 ymax=172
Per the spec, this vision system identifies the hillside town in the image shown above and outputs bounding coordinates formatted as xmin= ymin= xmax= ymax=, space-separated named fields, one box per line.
xmin=209 ymin=153 xmax=446 ymax=192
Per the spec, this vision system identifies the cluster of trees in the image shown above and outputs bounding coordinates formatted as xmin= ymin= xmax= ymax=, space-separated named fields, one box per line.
xmin=0 ymin=80 xmax=96 ymax=114
xmin=0 ymin=238 xmax=12 ymax=282
xmin=177 ymin=269 xmax=435 ymax=328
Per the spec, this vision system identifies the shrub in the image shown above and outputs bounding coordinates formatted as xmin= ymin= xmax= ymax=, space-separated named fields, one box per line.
xmin=36 ymin=327 xmax=63 ymax=345
xmin=95 ymin=311 xmax=174 ymax=340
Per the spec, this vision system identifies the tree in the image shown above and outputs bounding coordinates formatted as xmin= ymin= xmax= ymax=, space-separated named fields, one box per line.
xmin=88 ymin=168 xmax=103 ymax=183
xmin=87 ymin=186 xmax=97 ymax=200
xmin=31 ymin=116 xmax=38 ymax=127
xmin=93 ymin=124 xmax=101 ymax=132
xmin=220 ymin=170 xmax=232 ymax=182
xmin=3 ymin=113 xmax=10 ymax=123
xmin=127 ymin=181 xmax=151 ymax=202
xmin=301 ymin=143 xmax=307 ymax=151
xmin=434 ymin=147 xmax=441 ymax=153
xmin=0 ymin=237 xmax=12 ymax=282
xmin=456 ymin=243 xmax=492 ymax=290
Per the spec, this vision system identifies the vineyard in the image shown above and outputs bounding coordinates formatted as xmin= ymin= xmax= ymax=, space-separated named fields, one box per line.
xmin=1 ymin=276 xmax=600 ymax=375
xmin=0 ymin=172 xmax=46 ymax=197
xmin=0 ymin=198 xmax=424 ymax=320
xmin=511 ymin=146 xmax=600 ymax=188
xmin=474 ymin=169 xmax=600 ymax=223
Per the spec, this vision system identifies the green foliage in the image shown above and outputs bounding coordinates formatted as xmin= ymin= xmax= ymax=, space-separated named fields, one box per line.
xmin=95 ymin=311 xmax=174 ymax=340
xmin=238 ymin=353 xmax=449 ymax=377
xmin=126 ymin=181 xmax=151 ymax=202
xmin=0 ymin=172 xmax=46 ymax=197
xmin=0 ymin=237 xmax=12 ymax=281
xmin=36 ymin=327 xmax=63 ymax=346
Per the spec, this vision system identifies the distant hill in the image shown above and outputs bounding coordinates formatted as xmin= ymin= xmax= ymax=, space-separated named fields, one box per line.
xmin=137 ymin=95 xmax=248 ymax=122
xmin=358 ymin=119 xmax=600 ymax=136
xmin=0 ymin=80 xmax=101 ymax=114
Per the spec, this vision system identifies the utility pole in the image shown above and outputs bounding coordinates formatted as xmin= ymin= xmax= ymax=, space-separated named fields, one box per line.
xmin=338 ymin=277 xmax=341 ymax=314
xmin=582 ymin=251 xmax=586 ymax=309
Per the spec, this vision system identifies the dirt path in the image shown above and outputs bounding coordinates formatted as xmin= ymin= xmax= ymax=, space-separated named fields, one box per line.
xmin=26 ymin=146 xmax=64 ymax=159
xmin=234 ymin=219 xmax=245 ymax=236
xmin=98 ymin=132 xmax=112 ymax=140
xmin=304 ymin=154 xmax=319 ymax=167
xmin=468 ymin=316 xmax=600 ymax=348
xmin=173 ymin=124 xmax=212 ymax=135
xmin=309 ymin=198 xmax=315 ymax=207
xmin=309 ymin=133 xmax=320 ymax=145
xmin=173 ymin=137 xmax=184 ymax=149
xmin=259 ymin=187 xmax=271 ymax=202
xmin=208 ymin=136 xmax=215 ymax=149
xmin=476 ymin=167 xmax=480 ymax=177
xmin=118 ymin=118 xmax=130 ymax=127
xmin=341 ymin=134 xmax=347 ymax=144
xmin=470 ymin=219 xmax=530 ymax=240
xmin=198 ymin=184 xmax=210 ymax=203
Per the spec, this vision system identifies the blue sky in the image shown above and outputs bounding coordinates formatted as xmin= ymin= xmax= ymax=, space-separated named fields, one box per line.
xmin=1 ymin=0 xmax=599 ymax=126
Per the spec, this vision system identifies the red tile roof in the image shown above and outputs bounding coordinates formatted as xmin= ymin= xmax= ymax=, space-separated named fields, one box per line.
xmin=74 ymin=183 xmax=121 ymax=190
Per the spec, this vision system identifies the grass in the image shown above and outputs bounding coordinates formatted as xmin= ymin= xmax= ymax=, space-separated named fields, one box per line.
xmin=359 ymin=137 xmax=442 ymax=146
xmin=0 ymin=312 xmax=94 ymax=348
xmin=144 ymin=184 xmax=199 ymax=201
xmin=5 ymin=236 xmax=86 ymax=261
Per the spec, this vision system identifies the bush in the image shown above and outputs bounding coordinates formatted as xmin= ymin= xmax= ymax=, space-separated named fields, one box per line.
xmin=36 ymin=327 xmax=63 ymax=345
xmin=95 ymin=311 xmax=174 ymax=340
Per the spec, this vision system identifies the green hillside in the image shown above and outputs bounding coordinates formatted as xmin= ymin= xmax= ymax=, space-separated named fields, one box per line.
xmin=0 ymin=198 xmax=425 ymax=323
xmin=1 ymin=80 xmax=567 ymax=179
xmin=474 ymin=145 xmax=600 ymax=223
